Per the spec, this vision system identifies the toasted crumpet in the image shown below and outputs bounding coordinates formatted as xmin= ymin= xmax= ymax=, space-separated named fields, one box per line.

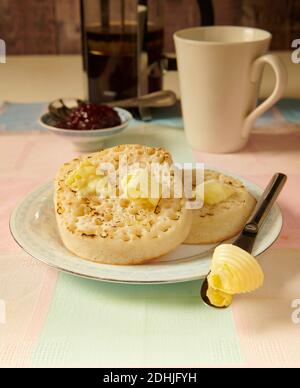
xmin=185 ymin=170 xmax=256 ymax=244
xmin=54 ymin=144 xmax=192 ymax=264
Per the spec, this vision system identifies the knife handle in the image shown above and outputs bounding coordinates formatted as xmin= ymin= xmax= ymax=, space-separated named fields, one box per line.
xmin=245 ymin=173 xmax=287 ymax=234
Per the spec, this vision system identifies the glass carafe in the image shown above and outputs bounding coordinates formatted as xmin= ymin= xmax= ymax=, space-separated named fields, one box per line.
xmin=80 ymin=0 xmax=164 ymax=103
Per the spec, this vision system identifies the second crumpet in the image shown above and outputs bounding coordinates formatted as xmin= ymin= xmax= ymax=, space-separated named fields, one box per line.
xmin=185 ymin=170 xmax=256 ymax=244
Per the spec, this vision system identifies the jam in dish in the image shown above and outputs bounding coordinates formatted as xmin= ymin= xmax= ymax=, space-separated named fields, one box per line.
xmin=57 ymin=104 xmax=121 ymax=130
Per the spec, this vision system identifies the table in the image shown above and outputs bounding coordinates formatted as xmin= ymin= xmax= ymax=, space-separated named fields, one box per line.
xmin=1 ymin=56 xmax=300 ymax=368
xmin=1 ymin=52 xmax=300 ymax=102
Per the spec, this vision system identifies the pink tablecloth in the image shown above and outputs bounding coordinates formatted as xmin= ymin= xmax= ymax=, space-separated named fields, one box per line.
xmin=1 ymin=108 xmax=300 ymax=367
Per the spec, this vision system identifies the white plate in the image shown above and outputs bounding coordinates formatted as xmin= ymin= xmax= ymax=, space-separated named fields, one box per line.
xmin=10 ymin=177 xmax=282 ymax=284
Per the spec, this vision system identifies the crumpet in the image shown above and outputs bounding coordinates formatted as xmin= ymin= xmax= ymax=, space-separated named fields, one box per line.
xmin=185 ymin=170 xmax=256 ymax=244
xmin=54 ymin=144 xmax=192 ymax=264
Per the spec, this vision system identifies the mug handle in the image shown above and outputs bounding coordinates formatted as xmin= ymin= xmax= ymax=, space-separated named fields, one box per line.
xmin=242 ymin=54 xmax=287 ymax=138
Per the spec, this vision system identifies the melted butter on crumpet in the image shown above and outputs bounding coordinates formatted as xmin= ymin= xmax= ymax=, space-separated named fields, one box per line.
xmin=195 ymin=179 xmax=235 ymax=205
xmin=121 ymin=169 xmax=161 ymax=208
xmin=65 ymin=161 xmax=161 ymax=208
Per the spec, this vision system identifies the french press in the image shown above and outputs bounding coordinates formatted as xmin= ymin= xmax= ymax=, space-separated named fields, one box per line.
xmin=80 ymin=0 xmax=214 ymax=103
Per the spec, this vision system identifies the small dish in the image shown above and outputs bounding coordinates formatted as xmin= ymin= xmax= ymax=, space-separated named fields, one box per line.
xmin=39 ymin=107 xmax=133 ymax=152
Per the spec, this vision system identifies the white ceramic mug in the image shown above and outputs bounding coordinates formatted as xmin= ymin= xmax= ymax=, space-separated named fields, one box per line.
xmin=174 ymin=26 xmax=287 ymax=153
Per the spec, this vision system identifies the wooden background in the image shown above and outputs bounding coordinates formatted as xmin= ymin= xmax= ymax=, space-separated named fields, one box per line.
xmin=0 ymin=0 xmax=299 ymax=55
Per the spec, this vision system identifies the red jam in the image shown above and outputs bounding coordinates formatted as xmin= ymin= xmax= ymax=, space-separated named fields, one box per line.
xmin=57 ymin=104 xmax=121 ymax=130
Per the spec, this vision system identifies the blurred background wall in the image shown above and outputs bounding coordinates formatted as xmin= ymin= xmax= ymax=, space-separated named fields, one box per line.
xmin=0 ymin=0 xmax=299 ymax=55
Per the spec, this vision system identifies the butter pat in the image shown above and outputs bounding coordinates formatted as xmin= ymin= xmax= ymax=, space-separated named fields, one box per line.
xmin=65 ymin=161 xmax=113 ymax=198
xmin=207 ymin=244 xmax=264 ymax=308
xmin=65 ymin=160 xmax=97 ymax=194
xmin=206 ymin=287 xmax=233 ymax=308
xmin=122 ymin=169 xmax=161 ymax=208
xmin=195 ymin=179 xmax=235 ymax=205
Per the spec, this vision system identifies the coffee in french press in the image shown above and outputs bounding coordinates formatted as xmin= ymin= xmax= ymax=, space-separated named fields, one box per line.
xmin=80 ymin=0 xmax=164 ymax=103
